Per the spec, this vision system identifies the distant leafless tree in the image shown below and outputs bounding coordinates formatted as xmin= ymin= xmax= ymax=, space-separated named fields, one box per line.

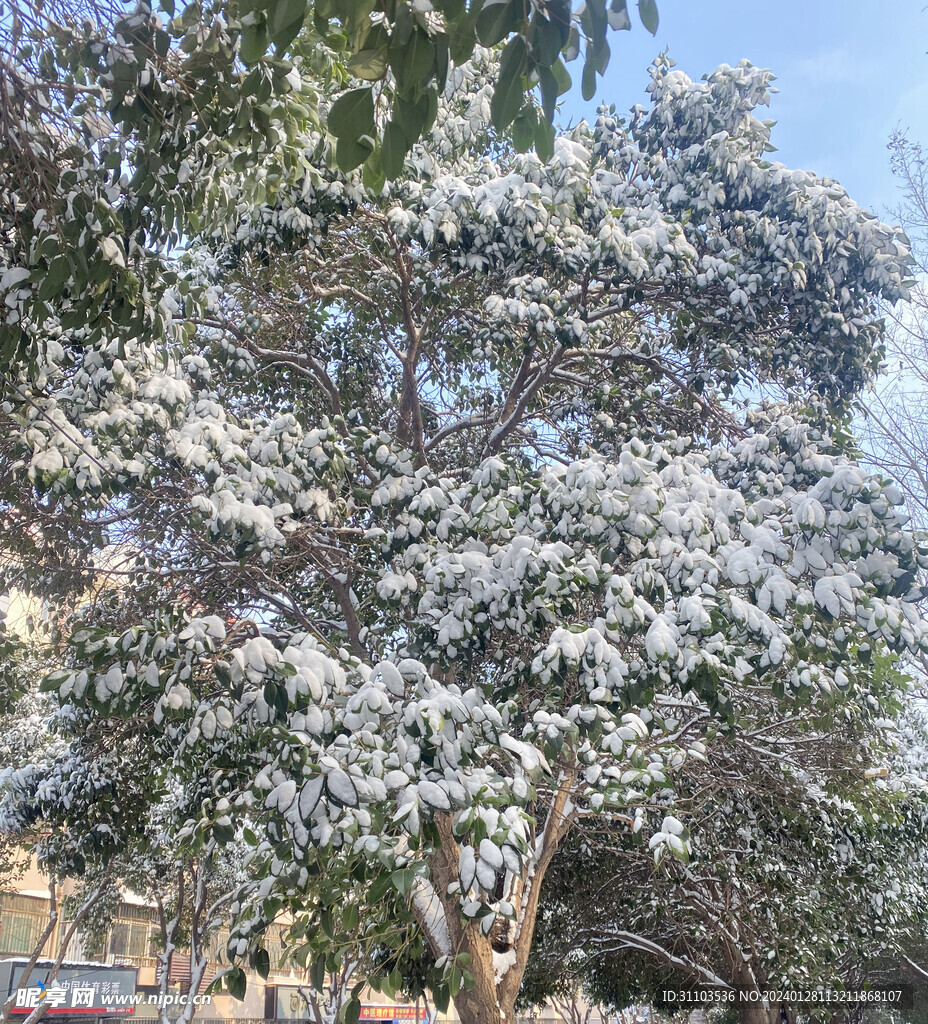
xmin=859 ymin=132 xmax=928 ymax=528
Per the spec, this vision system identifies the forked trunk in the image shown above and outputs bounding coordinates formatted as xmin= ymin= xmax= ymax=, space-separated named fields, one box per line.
xmin=451 ymin=930 xmax=520 ymax=1024
xmin=421 ymin=778 xmax=579 ymax=1024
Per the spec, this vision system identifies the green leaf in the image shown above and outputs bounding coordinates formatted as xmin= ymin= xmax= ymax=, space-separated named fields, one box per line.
xmin=381 ymin=119 xmax=408 ymax=179
xmin=225 ymin=967 xmax=247 ymax=1000
xmin=475 ymin=0 xmax=522 ymax=47
xmin=331 ymin=134 xmax=368 ymax=172
xmin=435 ymin=32 xmax=450 ymax=90
xmin=274 ymin=683 xmax=289 ymax=719
xmin=310 ymin=955 xmax=326 ymax=991
xmin=392 ymin=0 xmax=415 ymax=44
xmin=608 ymin=0 xmax=631 ymax=29
xmin=362 ymin=148 xmax=386 ymax=192
xmin=528 ymin=14 xmax=565 ymax=67
xmin=391 ymin=866 xmax=416 ymax=895
xmin=343 ymin=997 xmax=361 ymax=1024
xmin=538 ymin=67 xmax=558 ymax=122
xmin=512 ymin=105 xmax=537 ymax=152
xmin=551 ymin=57 xmax=572 ymax=95
xmin=41 ymin=257 xmax=72 ymax=299
xmin=395 ymin=92 xmax=429 ymax=145
xmin=179 ymin=1 xmax=202 ymax=28
xmin=253 ymin=948 xmax=270 ymax=980
xmin=581 ymin=59 xmax=597 ymax=102
xmin=434 ymin=0 xmax=465 ymax=18
xmin=637 ymin=0 xmax=659 ymax=34
xmin=588 ymin=33 xmax=610 ymax=74
xmin=40 ymin=671 xmax=69 ymax=693
xmin=424 ymin=86 xmax=439 ymax=134
xmin=367 ymin=873 xmax=394 ymax=903
xmin=336 ymin=133 xmax=373 ymax=171
xmin=327 ymin=87 xmax=375 ymax=140
xmin=432 ymin=986 xmax=450 ymax=1015
xmin=448 ymin=7 xmax=480 ymax=63
xmin=239 ymin=20 xmax=268 ymax=64
xmin=355 ymin=21 xmax=389 ymax=52
xmin=491 ymin=35 xmax=527 ymax=130
xmin=535 ymin=116 xmax=555 ymax=163
xmin=269 ymin=0 xmax=307 ymax=50
xmin=347 ymin=47 xmax=388 ymax=80
xmin=154 ymin=28 xmax=171 ymax=57
xmin=390 ymin=27 xmax=435 ymax=89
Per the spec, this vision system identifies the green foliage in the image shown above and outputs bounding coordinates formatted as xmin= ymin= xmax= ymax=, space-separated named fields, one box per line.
xmin=239 ymin=0 xmax=660 ymax=174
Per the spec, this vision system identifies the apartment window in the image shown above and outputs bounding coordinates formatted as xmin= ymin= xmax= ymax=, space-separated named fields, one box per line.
xmin=266 ymin=924 xmax=287 ymax=969
xmin=0 ymin=894 xmax=48 ymax=956
xmin=108 ymin=904 xmax=156 ymax=960
xmin=207 ymin=927 xmax=230 ymax=964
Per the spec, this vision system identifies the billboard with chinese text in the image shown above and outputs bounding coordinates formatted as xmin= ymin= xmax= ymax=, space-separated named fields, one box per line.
xmin=1 ymin=960 xmax=138 ymax=1016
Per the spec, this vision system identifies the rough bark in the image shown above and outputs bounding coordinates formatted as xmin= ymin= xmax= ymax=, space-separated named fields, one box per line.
xmin=737 ymin=1002 xmax=781 ymax=1024
xmin=731 ymin=962 xmax=783 ymax=1024
xmin=418 ymin=774 xmax=578 ymax=1024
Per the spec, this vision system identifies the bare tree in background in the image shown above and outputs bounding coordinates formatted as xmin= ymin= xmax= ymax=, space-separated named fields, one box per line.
xmin=857 ymin=132 xmax=928 ymax=709
xmin=859 ymin=132 xmax=928 ymax=528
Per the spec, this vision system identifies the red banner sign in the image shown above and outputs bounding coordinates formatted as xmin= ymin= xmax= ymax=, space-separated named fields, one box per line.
xmin=359 ymin=1007 xmax=430 ymax=1020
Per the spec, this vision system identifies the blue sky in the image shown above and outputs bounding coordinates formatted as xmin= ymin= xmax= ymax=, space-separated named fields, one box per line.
xmin=559 ymin=0 xmax=928 ymax=219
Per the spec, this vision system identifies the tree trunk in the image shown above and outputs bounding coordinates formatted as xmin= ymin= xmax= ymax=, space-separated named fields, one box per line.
xmin=737 ymin=1002 xmax=781 ymax=1024
xmin=454 ymin=967 xmax=515 ymax=1024
xmin=731 ymin=966 xmax=783 ymax=1024
xmin=424 ymin=823 xmax=516 ymax=1024
xmin=155 ymin=867 xmax=185 ymax=1024
xmin=441 ymin=889 xmax=518 ymax=1024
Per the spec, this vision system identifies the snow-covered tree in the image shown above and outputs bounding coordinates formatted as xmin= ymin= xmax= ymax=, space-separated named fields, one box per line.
xmin=523 ymin=653 xmax=928 ymax=1024
xmin=0 ymin=620 xmax=122 ymax=1024
xmin=0 ymin=600 xmax=245 ymax=1024
xmin=2 ymin=38 xmax=927 ymax=1024
xmin=0 ymin=663 xmax=249 ymax=1024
